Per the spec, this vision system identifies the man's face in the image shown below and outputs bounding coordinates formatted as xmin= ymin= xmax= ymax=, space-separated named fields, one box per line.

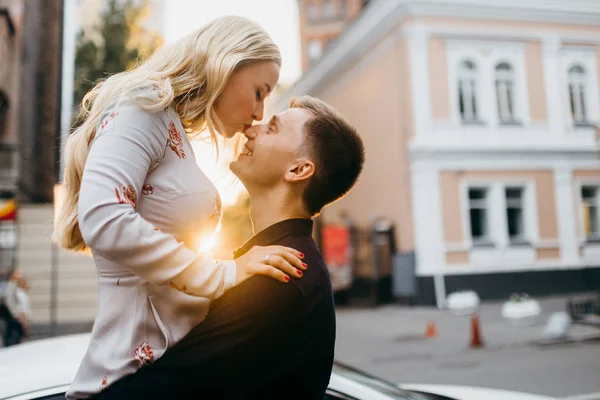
xmin=230 ymin=107 xmax=313 ymax=189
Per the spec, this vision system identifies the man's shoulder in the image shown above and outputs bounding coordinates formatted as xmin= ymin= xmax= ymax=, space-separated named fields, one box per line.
xmin=210 ymin=234 xmax=331 ymax=314
xmin=270 ymin=234 xmax=335 ymax=311
xmin=276 ymin=234 xmax=325 ymax=269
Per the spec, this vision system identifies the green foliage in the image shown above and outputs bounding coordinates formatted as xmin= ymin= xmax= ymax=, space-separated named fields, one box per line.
xmin=72 ymin=0 xmax=162 ymax=121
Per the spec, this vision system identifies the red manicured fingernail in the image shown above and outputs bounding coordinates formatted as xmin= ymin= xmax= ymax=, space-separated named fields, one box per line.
xmin=302 ymin=262 xmax=308 ymax=268
xmin=297 ymin=270 xmax=303 ymax=276
xmin=299 ymin=253 xmax=305 ymax=258
xmin=284 ymin=276 xmax=290 ymax=281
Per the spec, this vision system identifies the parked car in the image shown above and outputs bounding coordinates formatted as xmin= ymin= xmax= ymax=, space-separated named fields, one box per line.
xmin=0 ymin=334 xmax=557 ymax=400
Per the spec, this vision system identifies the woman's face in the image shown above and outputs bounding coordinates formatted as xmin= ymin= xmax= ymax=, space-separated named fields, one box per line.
xmin=214 ymin=60 xmax=280 ymax=139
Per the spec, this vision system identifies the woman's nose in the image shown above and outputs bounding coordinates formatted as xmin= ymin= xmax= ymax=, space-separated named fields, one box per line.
xmin=252 ymin=101 xmax=265 ymax=122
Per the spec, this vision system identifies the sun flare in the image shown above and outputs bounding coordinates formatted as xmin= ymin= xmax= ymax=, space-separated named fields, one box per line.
xmin=192 ymin=139 xmax=245 ymax=207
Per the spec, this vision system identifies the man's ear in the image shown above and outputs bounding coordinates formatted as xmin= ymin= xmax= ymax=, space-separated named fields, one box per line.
xmin=285 ymin=159 xmax=315 ymax=183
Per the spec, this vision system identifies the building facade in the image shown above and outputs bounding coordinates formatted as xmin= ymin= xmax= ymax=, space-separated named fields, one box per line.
xmin=297 ymin=0 xmax=369 ymax=71
xmin=280 ymin=0 xmax=600 ymax=306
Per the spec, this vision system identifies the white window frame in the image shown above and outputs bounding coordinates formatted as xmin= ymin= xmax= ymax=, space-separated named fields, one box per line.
xmin=494 ymin=62 xmax=519 ymax=124
xmin=339 ymin=0 xmax=349 ymax=18
xmin=488 ymin=50 xmax=529 ymax=127
xmin=461 ymin=180 xmax=537 ymax=249
xmin=577 ymin=181 xmax=600 ymax=243
xmin=504 ymin=186 xmax=528 ymax=244
xmin=458 ymin=60 xmax=481 ymax=124
xmin=306 ymin=1 xmax=319 ymax=24
xmin=561 ymin=48 xmax=600 ymax=129
xmin=568 ymin=65 xmax=589 ymax=125
xmin=323 ymin=0 xmax=335 ymax=20
xmin=467 ymin=186 xmax=491 ymax=245
xmin=307 ymin=38 xmax=323 ymax=63
xmin=447 ymin=40 xmax=529 ymax=128
xmin=448 ymin=50 xmax=484 ymax=127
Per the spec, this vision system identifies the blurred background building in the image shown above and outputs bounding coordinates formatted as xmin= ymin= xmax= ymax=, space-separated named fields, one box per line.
xmin=297 ymin=0 xmax=369 ymax=71
xmin=279 ymin=0 xmax=600 ymax=306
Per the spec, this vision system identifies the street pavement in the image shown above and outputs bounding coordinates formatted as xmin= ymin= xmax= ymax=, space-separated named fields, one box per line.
xmin=335 ymin=294 xmax=600 ymax=399
xmin=6 ymin=293 xmax=600 ymax=398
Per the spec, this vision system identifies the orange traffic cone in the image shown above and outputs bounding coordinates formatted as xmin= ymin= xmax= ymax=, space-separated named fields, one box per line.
xmin=425 ymin=321 xmax=437 ymax=338
xmin=469 ymin=313 xmax=484 ymax=348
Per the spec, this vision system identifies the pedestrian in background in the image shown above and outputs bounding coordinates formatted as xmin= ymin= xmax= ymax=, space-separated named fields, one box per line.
xmin=1 ymin=270 xmax=32 ymax=346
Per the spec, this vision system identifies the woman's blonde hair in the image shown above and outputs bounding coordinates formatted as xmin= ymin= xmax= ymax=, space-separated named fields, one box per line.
xmin=54 ymin=16 xmax=281 ymax=252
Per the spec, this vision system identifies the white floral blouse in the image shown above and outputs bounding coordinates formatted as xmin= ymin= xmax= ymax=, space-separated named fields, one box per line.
xmin=66 ymin=103 xmax=236 ymax=399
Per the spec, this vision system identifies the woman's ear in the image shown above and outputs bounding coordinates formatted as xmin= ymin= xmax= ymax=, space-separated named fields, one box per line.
xmin=285 ymin=160 xmax=315 ymax=183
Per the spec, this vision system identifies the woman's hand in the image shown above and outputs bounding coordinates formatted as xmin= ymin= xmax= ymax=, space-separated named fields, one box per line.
xmin=234 ymin=245 xmax=307 ymax=285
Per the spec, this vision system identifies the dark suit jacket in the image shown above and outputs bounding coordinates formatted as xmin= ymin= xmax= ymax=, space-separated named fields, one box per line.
xmin=96 ymin=218 xmax=336 ymax=400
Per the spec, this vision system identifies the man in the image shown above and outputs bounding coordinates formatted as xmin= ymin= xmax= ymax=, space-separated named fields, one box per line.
xmin=97 ymin=96 xmax=365 ymax=399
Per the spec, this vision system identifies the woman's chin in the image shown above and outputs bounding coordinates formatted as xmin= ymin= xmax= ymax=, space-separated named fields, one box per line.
xmin=221 ymin=128 xmax=237 ymax=139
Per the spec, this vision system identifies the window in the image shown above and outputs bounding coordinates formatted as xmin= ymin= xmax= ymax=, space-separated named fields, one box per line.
xmin=339 ymin=0 xmax=349 ymax=18
xmin=307 ymin=39 xmax=323 ymax=63
xmin=505 ymin=187 xmax=526 ymax=243
xmin=495 ymin=63 xmax=517 ymax=124
xmin=469 ymin=188 xmax=489 ymax=244
xmin=581 ymin=186 xmax=599 ymax=240
xmin=323 ymin=0 xmax=335 ymax=19
xmin=307 ymin=1 xmax=319 ymax=23
xmin=325 ymin=36 xmax=336 ymax=50
xmin=458 ymin=60 xmax=479 ymax=123
xmin=568 ymin=65 xmax=588 ymax=125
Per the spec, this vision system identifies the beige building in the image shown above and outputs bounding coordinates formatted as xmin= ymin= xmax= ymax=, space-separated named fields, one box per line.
xmin=279 ymin=0 xmax=600 ymax=306
xmin=297 ymin=0 xmax=369 ymax=72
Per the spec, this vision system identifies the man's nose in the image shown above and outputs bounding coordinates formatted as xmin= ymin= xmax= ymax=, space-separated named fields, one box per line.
xmin=244 ymin=124 xmax=267 ymax=139
xmin=244 ymin=128 xmax=257 ymax=139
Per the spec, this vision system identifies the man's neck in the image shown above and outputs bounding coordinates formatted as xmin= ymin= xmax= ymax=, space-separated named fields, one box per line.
xmin=248 ymin=185 xmax=311 ymax=234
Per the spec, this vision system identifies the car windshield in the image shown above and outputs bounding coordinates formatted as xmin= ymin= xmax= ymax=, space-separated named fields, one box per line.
xmin=332 ymin=363 xmax=429 ymax=400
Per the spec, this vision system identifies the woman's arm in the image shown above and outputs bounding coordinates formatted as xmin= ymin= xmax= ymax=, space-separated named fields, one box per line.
xmin=78 ymin=106 xmax=236 ymax=299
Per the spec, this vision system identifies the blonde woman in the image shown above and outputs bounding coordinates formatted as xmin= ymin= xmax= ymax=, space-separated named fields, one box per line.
xmin=56 ymin=16 xmax=306 ymax=399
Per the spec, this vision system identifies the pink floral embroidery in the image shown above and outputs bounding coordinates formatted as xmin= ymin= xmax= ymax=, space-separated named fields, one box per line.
xmin=142 ymin=184 xmax=154 ymax=195
xmin=152 ymin=84 xmax=165 ymax=99
xmin=133 ymin=341 xmax=154 ymax=366
xmin=166 ymin=121 xmax=186 ymax=159
xmin=100 ymin=376 xmax=108 ymax=391
xmin=115 ymin=185 xmax=136 ymax=207
xmin=100 ymin=112 xmax=118 ymax=131
xmin=211 ymin=193 xmax=222 ymax=220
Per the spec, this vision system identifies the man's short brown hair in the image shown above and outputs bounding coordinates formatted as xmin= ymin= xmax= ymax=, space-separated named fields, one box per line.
xmin=289 ymin=95 xmax=365 ymax=216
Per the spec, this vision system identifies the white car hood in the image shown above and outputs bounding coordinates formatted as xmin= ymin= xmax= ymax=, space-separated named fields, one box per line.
xmin=401 ymin=384 xmax=558 ymax=400
xmin=0 ymin=334 xmax=89 ymax=399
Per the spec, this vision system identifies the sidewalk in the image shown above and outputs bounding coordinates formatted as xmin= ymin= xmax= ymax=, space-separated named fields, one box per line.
xmin=335 ymin=293 xmax=600 ymax=364
xmin=334 ymin=293 xmax=600 ymax=398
